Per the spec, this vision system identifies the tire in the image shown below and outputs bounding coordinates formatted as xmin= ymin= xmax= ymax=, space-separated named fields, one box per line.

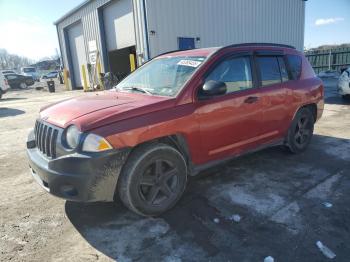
xmin=118 ymin=143 xmax=187 ymax=216
xmin=19 ymin=82 xmax=27 ymax=89
xmin=342 ymin=95 xmax=350 ymax=100
xmin=286 ymin=107 xmax=314 ymax=154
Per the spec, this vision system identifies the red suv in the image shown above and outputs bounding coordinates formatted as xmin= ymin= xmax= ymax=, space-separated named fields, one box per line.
xmin=27 ymin=43 xmax=324 ymax=216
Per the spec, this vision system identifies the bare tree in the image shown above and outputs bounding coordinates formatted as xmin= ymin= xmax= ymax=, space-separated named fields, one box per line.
xmin=0 ymin=49 xmax=34 ymax=71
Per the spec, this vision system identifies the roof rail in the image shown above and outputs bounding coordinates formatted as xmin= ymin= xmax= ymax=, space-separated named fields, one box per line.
xmin=224 ymin=43 xmax=296 ymax=49
xmin=156 ymin=49 xmax=182 ymax=57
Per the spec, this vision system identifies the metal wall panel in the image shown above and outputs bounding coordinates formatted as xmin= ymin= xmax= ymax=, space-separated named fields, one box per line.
xmin=103 ymin=0 xmax=136 ymax=51
xmin=145 ymin=0 xmax=305 ymax=57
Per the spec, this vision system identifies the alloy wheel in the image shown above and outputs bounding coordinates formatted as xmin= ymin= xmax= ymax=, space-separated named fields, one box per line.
xmin=294 ymin=116 xmax=311 ymax=147
xmin=138 ymin=159 xmax=179 ymax=206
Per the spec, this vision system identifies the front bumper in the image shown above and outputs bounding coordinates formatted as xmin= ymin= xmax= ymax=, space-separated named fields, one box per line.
xmin=26 ymin=130 xmax=129 ymax=202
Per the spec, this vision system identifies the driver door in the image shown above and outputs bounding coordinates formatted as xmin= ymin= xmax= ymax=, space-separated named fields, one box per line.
xmin=195 ymin=54 xmax=264 ymax=163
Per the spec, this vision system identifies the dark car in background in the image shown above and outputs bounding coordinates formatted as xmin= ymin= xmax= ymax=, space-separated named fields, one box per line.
xmin=5 ymin=73 xmax=35 ymax=89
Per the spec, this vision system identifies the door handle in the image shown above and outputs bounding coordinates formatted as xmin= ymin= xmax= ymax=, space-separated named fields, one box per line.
xmin=244 ymin=96 xmax=259 ymax=104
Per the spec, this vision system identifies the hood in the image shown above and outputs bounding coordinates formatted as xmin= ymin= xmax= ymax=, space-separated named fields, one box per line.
xmin=40 ymin=91 xmax=174 ymax=131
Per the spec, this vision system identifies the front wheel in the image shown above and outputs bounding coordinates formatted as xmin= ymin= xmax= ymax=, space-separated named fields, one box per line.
xmin=286 ymin=107 xmax=314 ymax=154
xmin=118 ymin=143 xmax=187 ymax=216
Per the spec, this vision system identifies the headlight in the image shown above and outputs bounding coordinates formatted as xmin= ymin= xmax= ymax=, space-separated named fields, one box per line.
xmin=82 ymin=133 xmax=113 ymax=152
xmin=65 ymin=125 xmax=81 ymax=149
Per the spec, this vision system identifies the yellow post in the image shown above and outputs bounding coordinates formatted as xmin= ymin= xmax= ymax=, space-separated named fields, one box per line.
xmin=129 ymin=53 xmax=136 ymax=72
xmin=97 ymin=61 xmax=103 ymax=90
xmin=81 ymin=64 xmax=89 ymax=91
xmin=63 ymin=68 xmax=70 ymax=90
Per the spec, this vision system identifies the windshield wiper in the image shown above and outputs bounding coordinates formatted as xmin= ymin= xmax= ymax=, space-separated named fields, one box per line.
xmin=120 ymin=86 xmax=153 ymax=95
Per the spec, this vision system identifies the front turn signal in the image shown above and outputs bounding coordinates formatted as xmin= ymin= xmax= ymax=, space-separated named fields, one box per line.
xmin=82 ymin=133 xmax=113 ymax=152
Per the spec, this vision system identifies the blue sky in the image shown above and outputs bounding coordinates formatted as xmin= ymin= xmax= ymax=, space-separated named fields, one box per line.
xmin=0 ymin=0 xmax=349 ymax=60
xmin=0 ymin=0 xmax=82 ymax=60
xmin=305 ymin=0 xmax=350 ymax=49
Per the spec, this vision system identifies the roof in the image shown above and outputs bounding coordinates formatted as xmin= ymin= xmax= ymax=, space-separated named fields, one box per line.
xmin=54 ymin=0 xmax=92 ymax=25
xmin=157 ymin=43 xmax=296 ymax=58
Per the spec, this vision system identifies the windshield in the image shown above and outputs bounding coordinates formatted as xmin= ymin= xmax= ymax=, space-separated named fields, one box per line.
xmin=23 ymin=67 xmax=36 ymax=73
xmin=116 ymin=56 xmax=206 ymax=97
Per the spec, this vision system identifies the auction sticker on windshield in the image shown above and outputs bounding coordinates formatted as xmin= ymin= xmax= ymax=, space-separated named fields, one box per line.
xmin=177 ymin=60 xmax=202 ymax=68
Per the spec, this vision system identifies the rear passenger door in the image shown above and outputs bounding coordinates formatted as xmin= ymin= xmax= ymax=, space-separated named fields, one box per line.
xmin=255 ymin=52 xmax=290 ymax=141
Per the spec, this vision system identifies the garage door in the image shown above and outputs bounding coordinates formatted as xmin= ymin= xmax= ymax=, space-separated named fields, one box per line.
xmin=67 ymin=22 xmax=87 ymax=88
xmin=103 ymin=0 xmax=136 ymax=51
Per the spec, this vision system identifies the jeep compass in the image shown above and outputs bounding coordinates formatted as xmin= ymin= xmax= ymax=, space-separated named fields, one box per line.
xmin=27 ymin=43 xmax=324 ymax=216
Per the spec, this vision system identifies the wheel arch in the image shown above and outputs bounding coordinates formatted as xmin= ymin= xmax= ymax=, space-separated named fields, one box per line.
xmin=134 ymin=134 xmax=190 ymax=161
xmin=293 ymin=103 xmax=317 ymax=123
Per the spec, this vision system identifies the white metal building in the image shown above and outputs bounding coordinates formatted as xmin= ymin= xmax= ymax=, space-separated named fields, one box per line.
xmin=54 ymin=0 xmax=306 ymax=89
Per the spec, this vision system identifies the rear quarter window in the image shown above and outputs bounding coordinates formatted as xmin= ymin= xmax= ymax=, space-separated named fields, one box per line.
xmin=286 ymin=55 xmax=302 ymax=80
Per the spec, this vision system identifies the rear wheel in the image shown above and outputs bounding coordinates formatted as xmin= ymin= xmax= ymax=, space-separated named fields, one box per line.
xmin=286 ymin=107 xmax=314 ymax=154
xmin=118 ymin=143 xmax=187 ymax=216
xmin=20 ymin=82 xmax=27 ymax=89
xmin=342 ymin=94 xmax=350 ymax=100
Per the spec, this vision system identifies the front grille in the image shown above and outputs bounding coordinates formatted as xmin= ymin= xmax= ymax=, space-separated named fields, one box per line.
xmin=34 ymin=120 xmax=59 ymax=158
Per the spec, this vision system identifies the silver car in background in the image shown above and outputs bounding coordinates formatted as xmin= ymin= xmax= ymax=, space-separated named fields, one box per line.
xmin=338 ymin=68 xmax=350 ymax=99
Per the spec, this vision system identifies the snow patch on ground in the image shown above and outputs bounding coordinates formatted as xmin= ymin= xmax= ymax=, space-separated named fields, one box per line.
xmin=306 ymin=173 xmax=342 ymax=199
xmin=270 ymin=201 xmax=303 ymax=234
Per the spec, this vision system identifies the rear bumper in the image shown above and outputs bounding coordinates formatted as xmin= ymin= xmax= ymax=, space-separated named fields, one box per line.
xmin=316 ymin=99 xmax=324 ymax=122
xmin=338 ymin=81 xmax=350 ymax=95
xmin=26 ymin=131 xmax=130 ymax=202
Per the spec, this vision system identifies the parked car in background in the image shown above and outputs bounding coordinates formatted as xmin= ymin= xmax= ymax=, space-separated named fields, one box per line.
xmin=318 ymin=70 xmax=340 ymax=78
xmin=0 ymin=73 xmax=11 ymax=99
xmin=27 ymin=43 xmax=324 ymax=216
xmin=41 ymin=71 xmax=59 ymax=79
xmin=338 ymin=67 xmax=350 ymax=99
xmin=21 ymin=67 xmax=39 ymax=81
xmin=5 ymin=73 xmax=35 ymax=89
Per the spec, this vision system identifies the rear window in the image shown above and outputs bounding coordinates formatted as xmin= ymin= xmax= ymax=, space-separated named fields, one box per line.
xmin=256 ymin=57 xmax=281 ymax=86
xmin=23 ymin=68 xmax=36 ymax=73
xmin=286 ymin=55 xmax=302 ymax=80
xmin=5 ymin=74 xmax=18 ymax=80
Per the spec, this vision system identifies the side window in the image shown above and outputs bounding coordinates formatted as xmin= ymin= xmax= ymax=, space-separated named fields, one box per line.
xmin=286 ymin=55 xmax=302 ymax=80
xmin=6 ymin=75 xmax=18 ymax=80
xmin=278 ymin=57 xmax=289 ymax=82
xmin=256 ymin=56 xmax=281 ymax=86
xmin=206 ymin=56 xmax=253 ymax=94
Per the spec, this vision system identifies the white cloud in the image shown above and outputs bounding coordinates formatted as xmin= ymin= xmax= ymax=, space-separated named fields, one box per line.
xmin=315 ymin=17 xmax=344 ymax=26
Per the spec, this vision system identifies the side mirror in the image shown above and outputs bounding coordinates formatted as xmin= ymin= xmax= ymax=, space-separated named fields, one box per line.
xmin=200 ymin=80 xmax=227 ymax=98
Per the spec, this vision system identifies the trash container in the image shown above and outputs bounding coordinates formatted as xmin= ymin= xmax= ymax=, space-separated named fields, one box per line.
xmin=47 ymin=80 xmax=55 ymax=93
